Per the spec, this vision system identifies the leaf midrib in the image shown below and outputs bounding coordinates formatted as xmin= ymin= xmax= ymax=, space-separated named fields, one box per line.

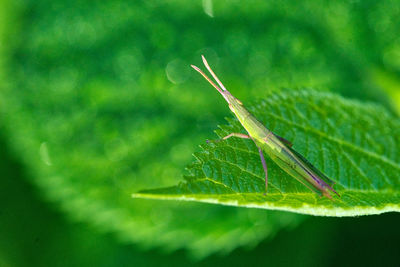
xmin=182 ymin=173 xmax=399 ymax=202
xmin=136 ymin=189 xmax=399 ymax=197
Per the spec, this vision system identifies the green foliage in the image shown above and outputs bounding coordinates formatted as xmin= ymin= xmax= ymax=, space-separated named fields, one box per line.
xmin=135 ymin=90 xmax=400 ymax=216
xmin=1 ymin=0 xmax=400 ymax=261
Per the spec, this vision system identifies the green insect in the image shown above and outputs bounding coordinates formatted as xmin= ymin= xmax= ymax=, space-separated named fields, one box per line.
xmin=191 ymin=56 xmax=339 ymax=199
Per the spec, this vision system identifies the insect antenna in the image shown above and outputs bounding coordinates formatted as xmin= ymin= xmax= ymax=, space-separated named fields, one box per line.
xmin=201 ymin=55 xmax=227 ymax=91
xmin=190 ymin=64 xmax=225 ymax=95
xmin=191 ymin=56 xmax=234 ymax=105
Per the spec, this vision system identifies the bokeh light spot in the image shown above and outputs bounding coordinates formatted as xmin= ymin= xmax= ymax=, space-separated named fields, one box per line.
xmin=202 ymin=0 xmax=214 ymax=17
xmin=166 ymin=59 xmax=190 ymax=84
xmin=39 ymin=142 xmax=52 ymax=166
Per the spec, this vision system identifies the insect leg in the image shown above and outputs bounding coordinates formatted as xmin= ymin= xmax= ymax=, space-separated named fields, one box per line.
xmin=222 ymin=133 xmax=250 ymax=140
xmin=257 ymin=146 xmax=268 ymax=194
xmin=207 ymin=133 xmax=250 ymax=143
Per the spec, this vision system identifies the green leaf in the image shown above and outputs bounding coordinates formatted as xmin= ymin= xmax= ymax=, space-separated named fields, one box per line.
xmin=3 ymin=0 xmax=400 ymax=258
xmin=134 ymin=90 xmax=400 ymax=216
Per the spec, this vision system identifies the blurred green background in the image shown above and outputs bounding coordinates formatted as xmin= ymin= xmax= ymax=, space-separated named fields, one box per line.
xmin=1 ymin=0 xmax=400 ymax=266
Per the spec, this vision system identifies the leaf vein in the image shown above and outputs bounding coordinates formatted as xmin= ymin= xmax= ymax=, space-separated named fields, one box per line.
xmin=266 ymin=112 xmax=400 ymax=172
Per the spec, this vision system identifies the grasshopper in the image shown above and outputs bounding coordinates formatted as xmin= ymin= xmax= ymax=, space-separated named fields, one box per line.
xmin=191 ymin=56 xmax=339 ymax=199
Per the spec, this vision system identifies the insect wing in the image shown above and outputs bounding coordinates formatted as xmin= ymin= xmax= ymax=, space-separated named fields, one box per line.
xmin=261 ymin=134 xmax=338 ymax=198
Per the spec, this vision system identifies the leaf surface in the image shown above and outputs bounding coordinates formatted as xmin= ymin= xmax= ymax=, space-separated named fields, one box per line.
xmin=134 ymin=91 xmax=400 ymax=216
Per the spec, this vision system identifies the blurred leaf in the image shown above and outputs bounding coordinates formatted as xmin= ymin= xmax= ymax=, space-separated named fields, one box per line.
xmin=0 ymin=2 xmax=306 ymax=257
xmin=134 ymin=90 xmax=400 ymax=216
